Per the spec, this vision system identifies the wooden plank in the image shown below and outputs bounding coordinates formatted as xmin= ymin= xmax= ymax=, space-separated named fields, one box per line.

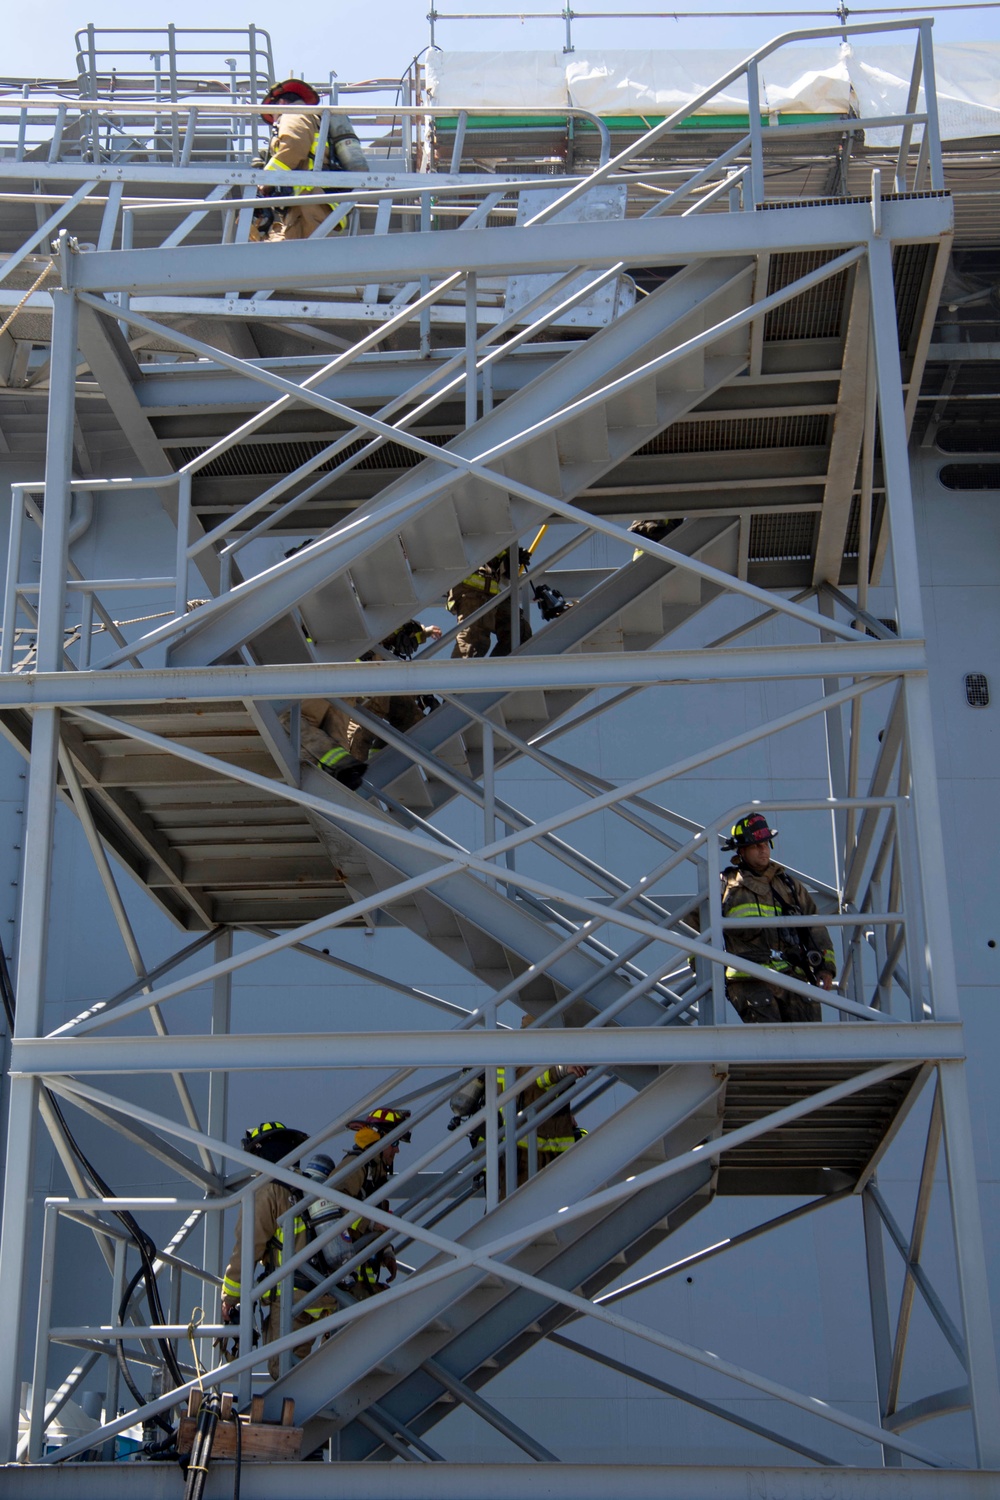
xmin=176 ymin=1414 xmax=302 ymax=1460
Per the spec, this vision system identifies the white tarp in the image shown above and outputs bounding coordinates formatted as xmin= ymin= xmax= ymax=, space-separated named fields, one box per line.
xmin=847 ymin=42 xmax=1000 ymax=144
xmin=426 ymin=47 xmax=850 ymax=116
xmin=425 ymin=43 xmax=1000 ymax=140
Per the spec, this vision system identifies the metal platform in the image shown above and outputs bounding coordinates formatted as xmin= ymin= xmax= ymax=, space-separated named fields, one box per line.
xmin=0 ymin=17 xmax=997 ymax=1488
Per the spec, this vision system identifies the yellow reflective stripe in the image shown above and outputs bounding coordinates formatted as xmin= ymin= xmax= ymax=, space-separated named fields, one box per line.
xmin=459 ymin=573 xmax=500 ymax=594
xmin=222 ymin=1276 xmax=240 ymax=1296
xmin=517 ymin=1135 xmax=580 ymax=1152
xmin=725 ymin=901 xmax=782 ymax=919
xmin=726 ymin=960 xmax=789 ymax=980
xmin=534 ymin=1068 xmax=556 ymax=1091
xmin=263 ymin=158 xmax=292 ymax=172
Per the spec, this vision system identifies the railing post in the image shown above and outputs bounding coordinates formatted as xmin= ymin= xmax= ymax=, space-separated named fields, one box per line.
xmin=704 ymin=833 xmax=724 ymax=1025
xmin=237 ymin=1187 xmax=255 ymax=1407
xmin=103 ymin=1236 xmax=126 ymax=1459
xmin=465 ymin=271 xmax=478 ymax=428
xmin=175 ymin=472 xmax=191 ymax=619
xmin=401 ymin=77 xmax=413 ymax=173
xmin=918 ymin=20 xmax=945 ymax=191
xmin=26 ymin=1201 xmax=60 ymax=1460
xmin=746 ymin=60 xmax=765 ymax=208
xmin=15 ymin=84 xmax=29 ymax=162
xmin=484 ymin=1060 xmax=499 ymax=1211
xmin=1 ymin=486 xmax=26 ymax=674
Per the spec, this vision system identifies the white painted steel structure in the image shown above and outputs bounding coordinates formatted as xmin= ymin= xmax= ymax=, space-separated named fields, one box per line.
xmin=0 ymin=19 xmax=997 ymax=1497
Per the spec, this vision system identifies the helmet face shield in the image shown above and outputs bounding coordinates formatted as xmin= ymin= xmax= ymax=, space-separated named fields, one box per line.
xmin=347 ymin=1106 xmax=412 ymax=1143
xmin=723 ymin=813 xmax=778 ymax=851
xmin=261 ymin=77 xmax=321 ymax=122
xmin=241 ymin=1120 xmax=308 ymax=1162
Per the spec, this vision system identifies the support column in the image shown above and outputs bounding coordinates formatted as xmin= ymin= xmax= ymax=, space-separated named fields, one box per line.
xmin=0 ymin=287 xmax=78 ymax=1459
xmin=868 ymin=238 xmax=959 ymax=1023
xmin=861 ymin=1185 xmax=902 ymax=1467
xmin=938 ymin=1059 xmax=1000 ymax=1467
xmin=204 ymin=929 xmax=233 ymax=1308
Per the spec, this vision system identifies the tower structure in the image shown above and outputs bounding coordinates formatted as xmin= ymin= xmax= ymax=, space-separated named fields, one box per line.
xmin=0 ymin=20 xmax=997 ymax=1496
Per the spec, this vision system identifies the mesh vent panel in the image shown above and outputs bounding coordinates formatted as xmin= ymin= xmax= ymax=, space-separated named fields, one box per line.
xmin=748 ymin=512 xmax=817 ymax=562
xmin=636 ymin=412 xmax=828 ymax=455
xmin=940 ymin=464 xmax=1000 ymax=490
xmin=965 ymin=673 xmax=990 ymax=707
xmin=764 ymin=250 xmax=848 ymax=341
xmin=936 ymin=424 xmax=1000 ymax=455
xmin=174 ymin=434 xmax=449 ymax=479
xmin=892 ymin=243 xmax=931 ymax=352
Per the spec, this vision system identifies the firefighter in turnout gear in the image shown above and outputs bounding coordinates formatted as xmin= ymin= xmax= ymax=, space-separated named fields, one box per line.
xmin=280 ymin=622 xmax=441 ymax=788
xmin=628 ymin=517 xmax=682 ymax=560
xmin=220 ymin=1120 xmax=342 ymax=1378
xmin=447 ymin=549 xmax=533 ymax=658
xmin=335 ymin=1108 xmax=411 ymax=1296
xmin=252 ymin=77 xmax=369 ymax=242
xmin=449 ymin=1018 xmax=588 ymax=1191
xmin=716 ymin=813 xmax=837 ymax=1023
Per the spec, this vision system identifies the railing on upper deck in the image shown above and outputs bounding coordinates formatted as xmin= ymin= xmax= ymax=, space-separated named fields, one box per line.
xmin=0 ymin=19 xmax=943 ymax=197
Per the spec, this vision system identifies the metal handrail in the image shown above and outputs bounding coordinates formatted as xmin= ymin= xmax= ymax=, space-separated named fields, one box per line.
xmin=1 ymin=19 xmax=943 ymax=196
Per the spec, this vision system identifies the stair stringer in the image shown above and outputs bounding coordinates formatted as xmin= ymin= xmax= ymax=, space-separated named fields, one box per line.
xmin=337 ymin=1123 xmax=722 ymax=1457
xmin=366 ymin=516 xmax=741 ymax=811
xmin=166 ymin=256 xmax=754 ymax=669
xmin=261 ymin=1063 xmax=725 ymax=1432
xmin=301 ymin=764 xmax=669 ymax=1038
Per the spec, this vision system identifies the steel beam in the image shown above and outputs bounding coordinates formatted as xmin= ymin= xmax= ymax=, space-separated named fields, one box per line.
xmin=0 ymin=1462 xmax=996 ymax=1499
xmin=13 ymin=1022 xmax=964 ymax=1074
xmin=64 ymin=199 xmax=953 ymax=297
xmin=0 ymin=641 xmax=921 ymax=709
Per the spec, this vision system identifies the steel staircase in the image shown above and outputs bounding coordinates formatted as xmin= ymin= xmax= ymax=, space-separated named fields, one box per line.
xmin=301 ymin=761 xmax=673 ymax=1044
xmin=365 ymin=514 xmax=739 ymax=811
xmin=163 ymin=255 xmax=754 ymax=669
xmin=263 ymin=1064 xmax=727 ymax=1453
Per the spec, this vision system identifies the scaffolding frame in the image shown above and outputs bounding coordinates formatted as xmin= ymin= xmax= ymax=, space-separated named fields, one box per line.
xmin=0 ymin=21 xmax=997 ymax=1494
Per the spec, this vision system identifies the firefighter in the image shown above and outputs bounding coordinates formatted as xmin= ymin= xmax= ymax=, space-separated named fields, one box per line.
xmin=280 ymin=622 xmax=441 ymax=787
xmin=220 ymin=1120 xmax=337 ymax=1378
xmin=447 ymin=549 xmax=533 ymax=658
xmin=449 ymin=1018 xmax=588 ymax=1191
xmin=252 ymin=77 xmax=368 ymax=242
xmin=628 ymin=517 xmax=682 ymax=561
xmin=715 ymin=812 xmax=837 ymax=1023
xmin=334 ymin=1107 xmax=412 ymax=1296
xmin=516 ymin=1062 xmax=589 ymax=1183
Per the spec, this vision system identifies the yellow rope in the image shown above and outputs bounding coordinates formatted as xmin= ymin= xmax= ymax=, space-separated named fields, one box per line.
xmin=187 ymin=1306 xmax=206 ymax=1391
xmin=0 ymin=262 xmax=54 ymax=342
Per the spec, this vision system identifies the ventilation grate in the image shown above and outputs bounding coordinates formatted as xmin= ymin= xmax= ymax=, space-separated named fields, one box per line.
xmin=937 ymin=425 xmax=1000 ymax=455
xmin=748 ymin=511 xmax=817 ymax=562
xmin=636 ymin=412 xmax=828 ymax=456
xmin=892 ymin=242 xmax=931 ymax=353
xmin=965 ymin=673 xmax=990 ymax=707
xmin=764 ymin=250 xmax=848 ymax=342
xmin=173 ymin=434 xmax=450 ymax=479
xmin=940 ymin=464 xmax=1000 ymax=490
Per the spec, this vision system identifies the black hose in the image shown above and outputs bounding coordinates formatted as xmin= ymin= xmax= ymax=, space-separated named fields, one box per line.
xmin=229 ymin=1406 xmax=242 ymax=1500
xmin=182 ymin=1390 xmax=220 ymax=1500
xmin=0 ymin=947 xmax=181 ymax=1428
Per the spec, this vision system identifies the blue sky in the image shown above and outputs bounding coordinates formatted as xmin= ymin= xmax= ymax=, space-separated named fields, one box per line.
xmin=7 ymin=2 xmax=999 ymax=87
